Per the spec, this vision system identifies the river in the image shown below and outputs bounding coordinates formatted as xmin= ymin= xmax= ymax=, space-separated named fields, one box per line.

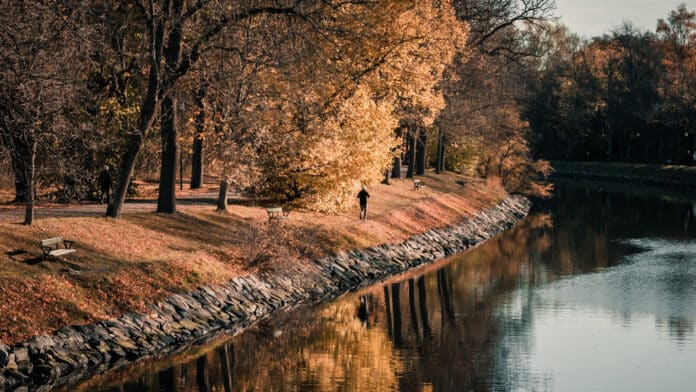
xmin=71 ymin=179 xmax=696 ymax=391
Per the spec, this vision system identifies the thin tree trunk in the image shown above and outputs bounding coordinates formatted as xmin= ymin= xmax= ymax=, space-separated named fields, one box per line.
xmin=23 ymin=134 xmax=36 ymax=225
xmin=406 ymin=129 xmax=416 ymax=179
xmin=607 ymin=121 xmax=613 ymax=161
xmin=217 ymin=179 xmax=228 ymax=211
xmin=190 ymin=84 xmax=207 ymax=189
xmin=157 ymin=94 xmax=178 ymax=214
xmin=435 ymin=129 xmax=445 ymax=174
xmin=390 ymin=127 xmax=402 ymax=179
xmin=416 ymin=127 xmax=426 ymax=175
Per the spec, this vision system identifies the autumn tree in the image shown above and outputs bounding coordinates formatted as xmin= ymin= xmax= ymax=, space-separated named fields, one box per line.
xmin=104 ymin=0 xmax=350 ymax=218
xmin=434 ymin=0 xmax=554 ymax=187
xmin=252 ymin=1 xmax=468 ymax=210
xmin=0 ymin=1 xmax=89 ymax=224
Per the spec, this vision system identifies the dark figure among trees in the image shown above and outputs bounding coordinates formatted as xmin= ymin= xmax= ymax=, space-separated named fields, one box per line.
xmin=358 ymin=187 xmax=370 ymax=221
xmin=98 ymin=166 xmax=112 ymax=205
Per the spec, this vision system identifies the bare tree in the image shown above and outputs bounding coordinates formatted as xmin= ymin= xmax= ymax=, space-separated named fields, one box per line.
xmin=0 ymin=1 xmax=88 ymax=224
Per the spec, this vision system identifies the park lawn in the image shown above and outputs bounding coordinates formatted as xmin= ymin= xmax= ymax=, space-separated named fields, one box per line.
xmin=0 ymin=171 xmax=506 ymax=345
xmin=552 ymin=160 xmax=696 ymax=187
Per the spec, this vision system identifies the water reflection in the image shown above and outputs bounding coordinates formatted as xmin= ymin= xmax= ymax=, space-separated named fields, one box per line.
xmin=73 ymin=180 xmax=696 ymax=391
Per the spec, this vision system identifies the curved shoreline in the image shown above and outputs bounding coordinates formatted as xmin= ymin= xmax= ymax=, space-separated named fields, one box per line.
xmin=0 ymin=195 xmax=531 ymax=391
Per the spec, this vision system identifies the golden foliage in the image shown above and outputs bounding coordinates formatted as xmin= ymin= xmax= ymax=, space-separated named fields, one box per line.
xmin=177 ymin=1 xmax=469 ymax=211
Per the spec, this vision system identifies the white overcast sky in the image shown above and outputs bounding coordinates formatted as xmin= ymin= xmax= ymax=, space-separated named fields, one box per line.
xmin=554 ymin=0 xmax=696 ymax=37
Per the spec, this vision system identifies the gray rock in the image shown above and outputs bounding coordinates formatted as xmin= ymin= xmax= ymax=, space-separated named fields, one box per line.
xmin=27 ymin=335 xmax=55 ymax=356
xmin=14 ymin=348 xmax=29 ymax=363
xmin=0 ymin=344 xmax=10 ymax=367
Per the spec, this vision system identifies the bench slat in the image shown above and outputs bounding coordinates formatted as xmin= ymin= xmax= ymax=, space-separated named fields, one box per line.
xmin=49 ymin=249 xmax=76 ymax=257
xmin=41 ymin=237 xmax=64 ymax=247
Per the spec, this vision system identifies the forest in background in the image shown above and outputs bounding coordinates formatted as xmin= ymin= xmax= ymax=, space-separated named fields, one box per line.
xmin=0 ymin=0 xmax=558 ymax=225
xmin=525 ymin=5 xmax=696 ymax=165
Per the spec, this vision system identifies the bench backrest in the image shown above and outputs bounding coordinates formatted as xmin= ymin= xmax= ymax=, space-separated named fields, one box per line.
xmin=41 ymin=237 xmax=64 ymax=247
xmin=266 ymin=207 xmax=283 ymax=213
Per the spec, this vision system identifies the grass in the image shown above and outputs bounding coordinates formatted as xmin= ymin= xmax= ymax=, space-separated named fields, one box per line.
xmin=0 ymin=171 xmax=506 ymax=345
xmin=552 ymin=160 xmax=696 ymax=187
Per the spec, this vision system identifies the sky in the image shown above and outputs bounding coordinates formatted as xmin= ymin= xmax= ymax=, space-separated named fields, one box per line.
xmin=554 ymin=0 xmax=696 ymax=38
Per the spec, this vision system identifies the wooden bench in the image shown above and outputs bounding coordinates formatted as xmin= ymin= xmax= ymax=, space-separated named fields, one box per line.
xmin=413 ymin=179 xmax=426 ymax=190
xmin=266 ymin=207 xmax=289 ymax=222
xmin=41 ymin=237 xmax=76 ymax=260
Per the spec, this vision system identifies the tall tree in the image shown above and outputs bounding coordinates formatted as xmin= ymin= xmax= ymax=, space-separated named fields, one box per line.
xmin=189 ymin=81 xmax=207 ymax=189
xmin=106 ymin=0 xmax=327 ymax=218
xmin=435 ymin=0 xmax=555 ymax=182
xmin=0 ymin=1 xmax=88 ymax=224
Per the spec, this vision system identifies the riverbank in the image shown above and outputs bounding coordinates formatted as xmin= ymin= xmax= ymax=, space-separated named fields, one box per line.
xmin=0 ymin=192 xmax=530 ymax=390
xmin=0 ymin=172 xmax=504 ymax=346
xmin=552 ymin=160 xmax=696 ymax=189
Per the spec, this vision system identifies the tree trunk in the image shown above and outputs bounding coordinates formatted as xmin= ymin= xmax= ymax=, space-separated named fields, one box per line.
xmin=190 ymin=84 xmax=207 ymax=189
xmin=107 ymin=16 xmax=165 ymax=218
xmin=12 ymin=158 xmax=28 ymax=203
xmin=23 ymin=133 xmax=36 ymax=225
xmin=382 ymin=168 xmax=390 ymax=185
xmin=406 ymin=129 xmax=416 ymax=178
xmin=2 ymin=131 xmax=30 ymax=203
xmin=217 ymin=179 xmax=229 ymax=211
xmin=435 ymin=129 xmax=445 ymax=174
xmin=606 ymin=121 xmax=613 ymax=161
xmin=390 ymin=127 xmax=402 ymax=179
xmin=415 ymin=127 xmax=426 ymax=175
xmin=390 ymin=157 xmax=401 ymax=179
xmin=157 ymin=94 xmax=178 ymax=214
xmin=156 ymin=0 xmax=184 ymax=214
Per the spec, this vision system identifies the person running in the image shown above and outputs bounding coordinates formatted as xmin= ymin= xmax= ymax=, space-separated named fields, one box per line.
xmin=98 ymin=166 xmax=112 ymax=205
xmin=357 ymin=186 xmax=370 ymax=221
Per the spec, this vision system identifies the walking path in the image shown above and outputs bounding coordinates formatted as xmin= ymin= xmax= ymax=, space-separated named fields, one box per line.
xmin=0 ymin=188 xmax=243 ymax=221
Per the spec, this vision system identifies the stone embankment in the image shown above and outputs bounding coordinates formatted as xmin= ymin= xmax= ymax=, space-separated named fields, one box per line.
xmin=0 ymin=195 xmax=531 ymax=391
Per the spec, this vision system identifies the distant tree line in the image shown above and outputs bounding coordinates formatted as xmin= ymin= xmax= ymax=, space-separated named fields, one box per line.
xmin=524 ymin=5 xmax=696 ymax=165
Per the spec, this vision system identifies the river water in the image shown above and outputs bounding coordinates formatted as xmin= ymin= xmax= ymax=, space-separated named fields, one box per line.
xmin=73 ymin=180 xmax=696 ymax=391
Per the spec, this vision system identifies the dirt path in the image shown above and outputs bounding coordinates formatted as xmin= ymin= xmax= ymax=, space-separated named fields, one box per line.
xmin=0 ymin=190 xmax=242 ymax=221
